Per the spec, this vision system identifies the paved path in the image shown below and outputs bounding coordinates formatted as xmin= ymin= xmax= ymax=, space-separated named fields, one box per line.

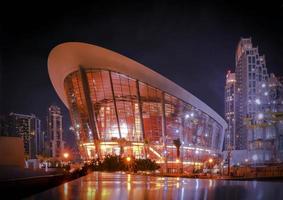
xmin=26 ymin=171 xmax=283 ymax=200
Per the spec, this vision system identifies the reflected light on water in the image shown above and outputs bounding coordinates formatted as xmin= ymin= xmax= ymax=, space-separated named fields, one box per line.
xmin=181 ymin=187 xmax=184 ymax=200
xmin=209 ymin=179 xmax=213 ymax=188
xmin=63 ymin=182 xmax=68 ymax=199
xmin=195 ymin=179 xmax=199 ymax=189
xmin=253 ymin=180 xmax=257 ymax=189
xmin=127 ymin=174 xmax=131 ymax=191
xmin=87 ymin=181 xmax=96 ymax=200
xmin=28 ymin=172 xmax=283 ymax=200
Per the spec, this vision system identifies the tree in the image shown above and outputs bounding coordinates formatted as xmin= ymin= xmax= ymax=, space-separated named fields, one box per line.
xmin=117 ymin=138 xmax=127 ymax=156
xmin=173 ymin=138 xmax=181 ymax=160
xmin=101 ymin=155 xmax=126 ymax=171
xmin=173 ymin=138 xmax=182 ymax=173
xmin=135 ymin=158 xmax=160 ymax=171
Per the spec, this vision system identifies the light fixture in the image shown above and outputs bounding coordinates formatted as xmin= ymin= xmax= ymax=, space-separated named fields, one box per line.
xmin=63 ymin=153 xmax=69 ymax=159
xmin=257 ymin=113 xmax=264 ymax=120
xmin=255 ymin=98 xmax=261 ymax=105
xmin=252 ymin=154 xmax=258 ymax=161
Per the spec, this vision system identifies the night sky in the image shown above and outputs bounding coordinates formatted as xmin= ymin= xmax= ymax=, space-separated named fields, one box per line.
xmin=1 ymin=1 xmax=283 ymax=147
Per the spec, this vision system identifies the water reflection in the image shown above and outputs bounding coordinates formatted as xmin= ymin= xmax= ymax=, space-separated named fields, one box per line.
xmin=27 ymin=172 xmax=283 ymax=200
xmin=63 ymin=182 xmax=68 ymax=199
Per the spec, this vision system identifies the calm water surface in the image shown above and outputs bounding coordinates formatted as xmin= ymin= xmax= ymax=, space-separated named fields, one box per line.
xmin=26 ymin=172 xmax=283 ymax=200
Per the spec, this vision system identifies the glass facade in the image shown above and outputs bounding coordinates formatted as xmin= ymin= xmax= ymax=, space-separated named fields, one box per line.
xmin=64 ymin=68 xmax=224 ymax=168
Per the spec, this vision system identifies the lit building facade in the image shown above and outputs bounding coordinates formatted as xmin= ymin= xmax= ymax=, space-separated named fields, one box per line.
xmin=235 ymin=38 xmax=269 ymax=150
xmin=46 ymin=105 xmax=64 ymax=158
xmin=246 ymin=73 xmax=283 ymax=163
xmin=0 ymin=115 xmax=13 ymax=137
xmin=9 ymin=113 xmax=42 ymax=159
xmin=226 ymin=37 xmax=283 ymax=165
xmin=224 ymin=71 xmax=236 ymax=150
xmin=48 ymin=42 xmax=227 ymax=170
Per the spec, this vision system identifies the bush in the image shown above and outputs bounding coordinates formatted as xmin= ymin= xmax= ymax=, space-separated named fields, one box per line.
xmin=89 ymin=155 xmax=160 ymax=172
xmin=101 ymin=155 xmax=126 ymax=171
xmin=134 ymin=158 xmax=160 ymax=171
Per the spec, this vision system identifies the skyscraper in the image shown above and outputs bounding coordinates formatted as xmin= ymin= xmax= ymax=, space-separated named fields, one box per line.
xmin=225 ymin=38 xmax=283 ymax=164
xmin=224 ymin=71 xmax=236 ymax=150
xmin=234 ymin=38 xmax=268 ymax=150
xmin=0 ymin=114 xmax=12 ymax=136
xmin=9 ymin=113 xmax=42 ymax=159
xmin=46 ymin=105 xmax=64 ymax=158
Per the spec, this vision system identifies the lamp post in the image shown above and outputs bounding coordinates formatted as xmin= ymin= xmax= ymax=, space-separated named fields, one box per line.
xmin=62 ymin=152 xmax=70 ymax=169
xmin=63 ymin=153 xmax=69 ymax=159
xmin=173 ymin=138 xmax=181 ymax=174
xmin=244 ymin=158 xmax=249 ymax=177
xmin=126 ymin=156 xmax=131 ymax=172
xmin=208 ymin=158 xmax=213 ymax=174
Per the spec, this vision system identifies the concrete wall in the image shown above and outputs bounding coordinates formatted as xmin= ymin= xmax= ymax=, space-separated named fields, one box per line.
xmin=0 ymin=136 xmax=25 ymax=168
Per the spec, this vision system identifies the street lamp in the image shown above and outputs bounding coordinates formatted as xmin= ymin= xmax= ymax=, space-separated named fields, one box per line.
xmin=62 ymin=152 xmax=70 ymax=170
xmin=63 ymin=153 xmax=69 ymax=159
xmin=208 ymin=158 xmax=213 ymax=175
xmin=126 ymin=156 xmax=132 ymax=172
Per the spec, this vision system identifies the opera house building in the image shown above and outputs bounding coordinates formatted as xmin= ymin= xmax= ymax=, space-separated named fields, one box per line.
xmin=48 ymin=42 xmax=227 ymax=172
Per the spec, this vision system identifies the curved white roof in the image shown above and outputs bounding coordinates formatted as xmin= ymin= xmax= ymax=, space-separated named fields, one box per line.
xmin=48 ymin=42 xmax=227 ymax=129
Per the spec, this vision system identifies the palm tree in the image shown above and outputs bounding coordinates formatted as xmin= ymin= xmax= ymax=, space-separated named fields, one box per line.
xmin=173 ymin=138 xmax=181 ymax=159
xmin=117 ymin=138 xmax=127 ymax=156
xmin=173 ymin=138 xmax=182 ymax=173
xmin=94 ymin=139 xmax=101 ymax=159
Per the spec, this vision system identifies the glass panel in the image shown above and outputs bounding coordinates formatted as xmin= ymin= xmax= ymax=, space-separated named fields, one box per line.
xmin=86 ymin=70 xmax=118 ymax=140
xmin=111 ymin=72 xmax=142 ymax=141
xmin=139 ymin=82 xmax=162 ymax=143
xmin=64 ymin=72 xmax=92 ymax=145
xmin=64 ymin=68 xmax=225 ymax=161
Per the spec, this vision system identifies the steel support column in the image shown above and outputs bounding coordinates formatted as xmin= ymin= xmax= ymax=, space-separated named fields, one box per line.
xmin=136 ymin=81 xmax=145 ymax=141
xmin=136 ymin=80 xmax=146 ymax=157
xmin=79 ymin=66 xmax=101 ymax=158
xmin=109 ymin=71 xmax=122 ymax=139
xmin=161 ymin=91 xmax=168 ymax=173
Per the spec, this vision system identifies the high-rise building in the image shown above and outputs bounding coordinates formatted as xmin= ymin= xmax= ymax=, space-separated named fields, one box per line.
xmin=224 ymin=71 xmax=236 ymax=150
xmin=9 ymin=113 xmax=42 ymax=159
xmin=46 ymin=105 xmax=64 ymax=158
xmin=0 ymin=115 xmax=12 ymax=136
xmin=226 ymin=37 xmax=283 ymax=164
xmin=246 ymin=73 xmax=283 ymax=163
xmin=234 ymin=38 xmax=269 ymax=150
xmin=32 ymin=116 xmax=44 ymax=156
